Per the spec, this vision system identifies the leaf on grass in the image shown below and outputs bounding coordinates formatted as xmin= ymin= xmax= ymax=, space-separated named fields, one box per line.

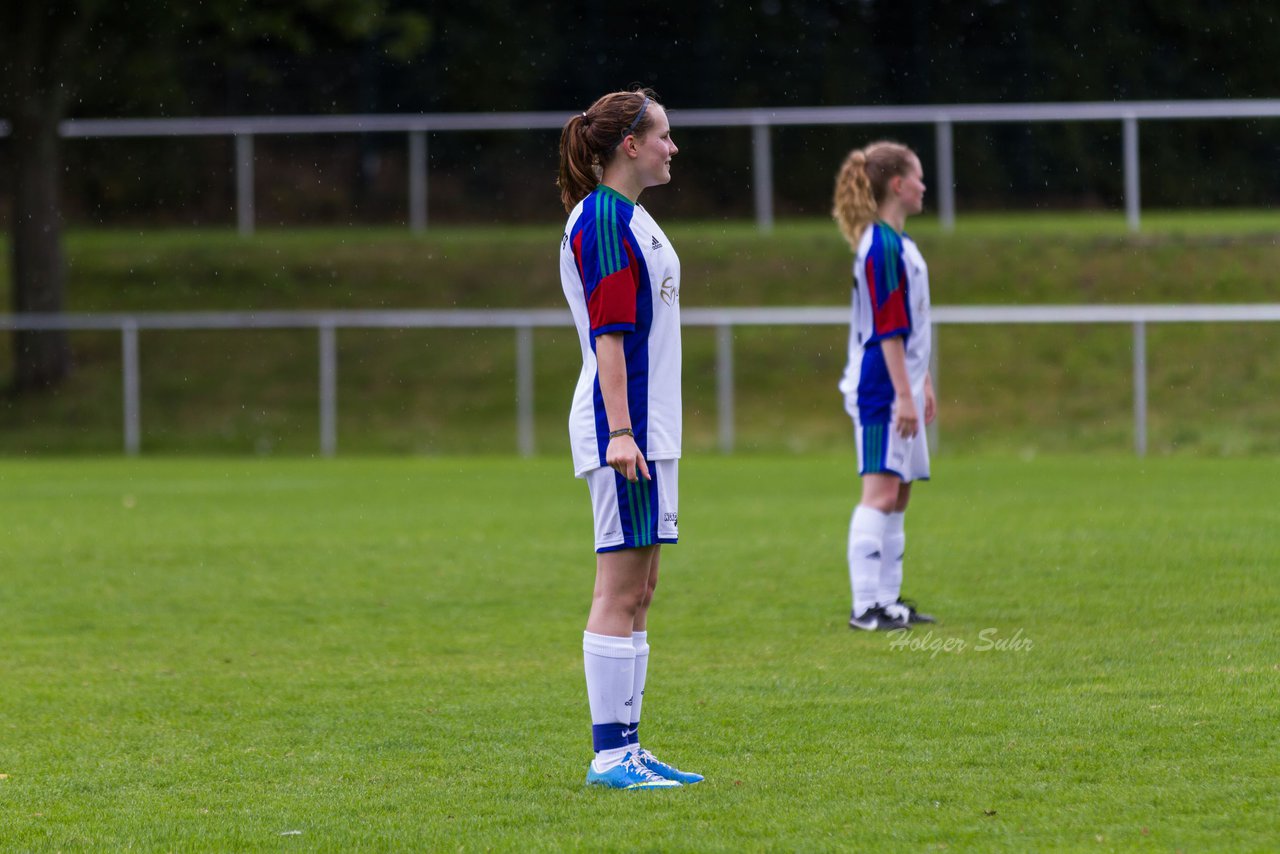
xmin=983 ymin=809 xmax=997 ymax=817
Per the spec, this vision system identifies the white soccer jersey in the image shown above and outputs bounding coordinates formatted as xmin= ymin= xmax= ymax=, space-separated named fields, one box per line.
xmin=839 ymin=222 xmax=932 ymax=422
xmin=560 ymin=185 xmax=682 ymax=477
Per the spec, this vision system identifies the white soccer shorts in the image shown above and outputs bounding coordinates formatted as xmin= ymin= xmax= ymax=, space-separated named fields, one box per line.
xmin=853 ymin=398 xmax=930 ymax=483
xmin=584 ymin=459 xmax=679 ymax=552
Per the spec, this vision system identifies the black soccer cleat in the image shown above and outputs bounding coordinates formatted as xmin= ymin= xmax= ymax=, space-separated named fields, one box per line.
xmin=884 ymin=598 xmax=936 ymax=625
xmin=849 ymin=605 xmax=910 ymax=632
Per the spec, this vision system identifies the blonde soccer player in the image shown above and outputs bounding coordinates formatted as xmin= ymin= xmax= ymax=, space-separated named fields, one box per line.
xmin=832 ymin=141 xmax=939 ymax=632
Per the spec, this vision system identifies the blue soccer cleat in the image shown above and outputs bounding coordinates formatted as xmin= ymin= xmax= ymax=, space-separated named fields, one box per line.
xmin=636 ymin=748 xmax=704 ymax=784
xmin=585 ymin=752 xmax=683 ymax=789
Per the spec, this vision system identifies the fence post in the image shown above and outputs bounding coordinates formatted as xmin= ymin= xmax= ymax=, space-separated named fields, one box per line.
xmin=409 ymin=130 xmax=427 ymax=233
xmin=1133 ymin=320 xmax=1147 ymax=457
xmin=122 ymin=321 xmax=140 ymax=456
xmin=319 ymin=323 xmax=337 ymax=457
xmin=516 ymin=325 xmax=535 ymax=457
xmin=1123 ymin=115 xmax=1141 ymax=233
xmin=751 ymin=122 xmax=774 ymax=234
xmin=935 ymin=118 xmax=956 ymax=232
xmin=717 ymin=323 xmax=735 ymax=453
xmin=236 ymin=133 xmax=255 ymax=237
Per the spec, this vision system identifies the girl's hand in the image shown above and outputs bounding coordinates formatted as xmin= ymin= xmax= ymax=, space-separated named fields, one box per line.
xmin=607 ymin=434 xmax=650 ymax=483
xmin=894 ymin=394 xmax=919 ymax=438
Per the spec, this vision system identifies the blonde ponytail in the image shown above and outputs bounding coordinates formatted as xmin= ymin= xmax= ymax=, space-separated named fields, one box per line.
xmin=831 ymin=141 xmax=917 ymax=251
xmin=832 ymin=149 xmax=878 ymax=251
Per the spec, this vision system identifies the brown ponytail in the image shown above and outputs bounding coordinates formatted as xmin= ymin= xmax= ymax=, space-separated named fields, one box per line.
xmin=832 ymin=141 xmax=917 ymax=250
xmin=557 ymin=88 xmax=660 ymax=212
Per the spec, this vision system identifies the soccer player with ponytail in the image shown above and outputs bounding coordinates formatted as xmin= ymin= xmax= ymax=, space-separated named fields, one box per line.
xmin=557 ymin=88 xmax=701 ymax=789
xmin=832 ymin=141 xmax=939 ymax=632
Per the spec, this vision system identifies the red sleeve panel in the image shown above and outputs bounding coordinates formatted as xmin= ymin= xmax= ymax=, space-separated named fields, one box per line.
xmin=865 ymin=224 xmax=911 ymax=343
xmin=570 ymin=189 xmax=641 ymax=338
xmin=587 ymin=242 xmax=639 ymax=335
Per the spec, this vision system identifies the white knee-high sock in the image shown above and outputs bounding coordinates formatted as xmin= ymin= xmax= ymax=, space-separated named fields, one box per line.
xmin=630 ymin=631 xmax=649 ymax=752
xmin=849 ymin=505 xmax=889 ymax=615
xmin=583 ymin=630 xmax=637 ymax=770
xmin=879 ymin=511 xmax=906 ymax=606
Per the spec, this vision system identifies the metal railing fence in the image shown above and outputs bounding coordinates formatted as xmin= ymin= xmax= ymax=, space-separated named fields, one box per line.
xmin=5 ymin=304 xmax=1280 ymax=457
xmin=4 ymin=99 xmax=1280 ymax=234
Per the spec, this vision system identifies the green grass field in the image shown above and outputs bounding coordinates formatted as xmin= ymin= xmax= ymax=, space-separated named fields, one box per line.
xmin=2 ymin=455 xmax=1276 ymax=851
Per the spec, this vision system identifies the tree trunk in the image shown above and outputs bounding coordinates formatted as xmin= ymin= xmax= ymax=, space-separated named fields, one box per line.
xmin=10 ymin=104 xmax=72 ymax=391
xmin=4 ymin=0 xmax=95 ymax=393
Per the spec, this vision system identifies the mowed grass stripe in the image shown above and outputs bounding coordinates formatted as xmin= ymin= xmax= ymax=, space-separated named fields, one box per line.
xmin=0 ymin=455 xmax=1276 ymax=850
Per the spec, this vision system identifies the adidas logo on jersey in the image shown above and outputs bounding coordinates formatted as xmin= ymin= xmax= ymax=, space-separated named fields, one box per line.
xmin=650 ymin=235 xmax=663 ymax=250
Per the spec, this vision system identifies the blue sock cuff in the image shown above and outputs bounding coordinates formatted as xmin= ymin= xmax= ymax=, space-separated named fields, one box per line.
xmin=627 ymin=723 xmax=640 ymax=747
xmin=592 ymin=722 xmax=631 ymax=752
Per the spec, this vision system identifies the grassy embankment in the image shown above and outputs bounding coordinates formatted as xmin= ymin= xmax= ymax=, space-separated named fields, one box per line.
xmin=1 ymin=210 xmax=1278 ymax=456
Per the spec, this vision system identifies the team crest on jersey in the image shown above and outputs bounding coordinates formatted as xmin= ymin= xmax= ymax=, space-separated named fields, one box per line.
xmin=660 ymin=276 xmax=679 ymax=306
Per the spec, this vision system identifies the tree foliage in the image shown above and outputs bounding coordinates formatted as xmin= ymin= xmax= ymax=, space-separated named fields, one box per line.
xmin=0 ymin=0 xmax=430 ymax=391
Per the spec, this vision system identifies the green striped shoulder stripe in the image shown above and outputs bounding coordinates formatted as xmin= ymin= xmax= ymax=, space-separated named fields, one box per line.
xmin=594 ymin=186 xmax=631 ymax=277
xmin=874 ymin=222 xmax=903 ymax=295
